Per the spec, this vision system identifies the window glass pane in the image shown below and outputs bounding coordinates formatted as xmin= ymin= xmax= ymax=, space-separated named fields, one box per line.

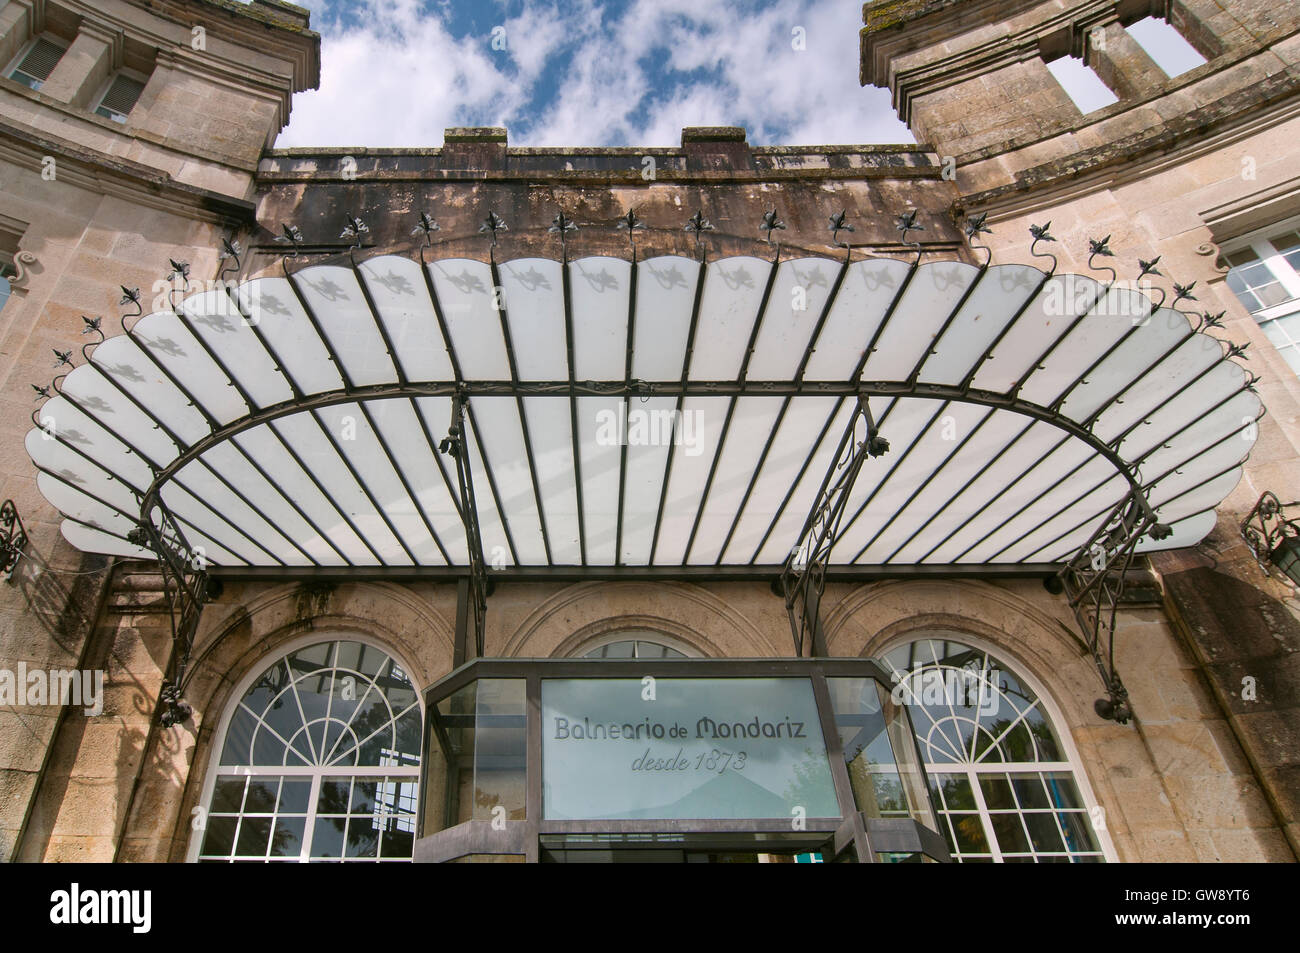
xmin=279 ymin=778 xmax=311 ymax=813
xmin=934 ymin=774 xmax=975 ymax=810
xmin=1059 ymin=811 xmax=1097 ymax=852
xmin=311 ymin=817 xmax=345 ymax=857
xmin=344 ymin=819 xmax=379 ymax=858
xmin=948 ymin=813 xmax=990 ymax=853
xmin=235 ymin=816 xmax=272 ymax=856
xmin=349 ymin=779 xmax=377 ymax=814
xmin=200 ymin=816 xmax=238 ymax=857
xmin=990 ymin=814 xmax=1032 ymax=853
xmin=380 ymin=822 xmax=415 ymax=858
xmin=1262 ymin=312 xmax=1300 ymax=346
xmin=1271 ymin=230 xmax=1300 ymax=257
xmin=244 ymin=778 xmax=278 ymax=813
xmin=1225 ymin=257 xmax=1291 ymax=313
xmin=211 ymin=777 xmax=245 ymax=813
xmin=318 ymin=778 xmax=350 ymax=813
xmin=1024 ymin=813 xmax=1066 ymax=852
xmin=1042 ymin=772 xmax=1084 ymax=809
xmin=979 ymin=773 xmax=1015 ymax=810
xmin=270 ymin=817 xmax=305 ymax=857
xmin=1011 ymin=774 xmax=1050 ymax=809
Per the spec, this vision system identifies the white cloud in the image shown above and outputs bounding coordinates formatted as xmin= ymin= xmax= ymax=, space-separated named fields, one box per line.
xmin=275 ymin=0 xmax=912 ymax=148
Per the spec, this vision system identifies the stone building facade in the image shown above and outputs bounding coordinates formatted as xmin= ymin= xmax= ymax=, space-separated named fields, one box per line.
xmin=0 ymin=0 xmax=1296 ymax=863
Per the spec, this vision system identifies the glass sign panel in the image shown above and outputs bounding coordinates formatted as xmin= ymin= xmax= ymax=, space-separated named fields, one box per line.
xmin=541 ymin=678 xmax=839 ymax=820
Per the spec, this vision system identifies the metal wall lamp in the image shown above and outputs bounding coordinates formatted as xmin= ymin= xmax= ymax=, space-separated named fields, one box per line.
xmin=1241 ymin=491 xmax=1300 ymax=586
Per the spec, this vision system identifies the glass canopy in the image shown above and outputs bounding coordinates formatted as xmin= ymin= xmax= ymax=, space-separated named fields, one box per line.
xmin=26 ymin=252 xmax=1258 ymax=570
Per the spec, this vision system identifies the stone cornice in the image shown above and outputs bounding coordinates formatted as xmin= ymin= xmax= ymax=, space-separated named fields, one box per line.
xmin=0 ymin=76 xmax=263 ymax=172
xmin=943 ymin=24 xmax=1300 ymax=167
xmin=953 ymin=64 xmax=1300 ymax=219
xmin=0 ymin=115 xmax=255 ymax=226
xmin=153 ymin=46 xmax=291 ymax=127
xmin=879 ymin=1 xmax=1143 ymax=122
xmin=58 ymin=0 xmax=319 ymax=93
xmin=861 ymin=0 xmax=1122 ymax=88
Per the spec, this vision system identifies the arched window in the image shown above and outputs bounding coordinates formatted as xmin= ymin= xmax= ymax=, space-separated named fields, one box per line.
xmin=879 ymin=636 xmax=1110 ymax=863
xmin=194 ymin=638 xmax=422 ymax=862
xmin=578 ymin=629 xmax=693 ymax=658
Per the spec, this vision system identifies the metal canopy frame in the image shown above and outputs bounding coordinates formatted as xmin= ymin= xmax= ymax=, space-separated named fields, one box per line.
xmin=25 ymin=212 xmax=1260 ymax=725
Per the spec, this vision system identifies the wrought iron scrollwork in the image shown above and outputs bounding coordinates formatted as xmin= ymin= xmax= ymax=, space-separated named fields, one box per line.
xmin=1 ymin=499 xmax=28 ymax=580
xmin=127 ymin=501 xmax=211 ymax=727
xmin=1054 ymin=491 xmax=1171 ymax=724
xmin=1241 ymin=491 xmax=1300 ymax=585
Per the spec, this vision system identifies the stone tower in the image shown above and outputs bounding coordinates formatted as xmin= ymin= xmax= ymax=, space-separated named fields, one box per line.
xmin=864 ymin=0 xmax=1300 ymax=861
xmin=0 ymin=0 xmax=319 ymax=861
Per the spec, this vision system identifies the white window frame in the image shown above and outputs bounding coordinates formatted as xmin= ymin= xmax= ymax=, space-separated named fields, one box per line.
xmin=876 ymin=632 xmax=1119 ymax=863
xmin=1219 ymin=216 xmax=1300 ymax=375
xmin=91 ymin=67 xmax=149 ymax=123
xmin=186 ymin=633 xmax=424 ymax=863
xmin=1221 ymin=216 xmax=1300 ymax=309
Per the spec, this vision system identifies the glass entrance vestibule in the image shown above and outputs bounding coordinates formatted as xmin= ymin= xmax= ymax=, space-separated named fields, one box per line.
xmin=416 ymin=657 xmax=950 ymax=863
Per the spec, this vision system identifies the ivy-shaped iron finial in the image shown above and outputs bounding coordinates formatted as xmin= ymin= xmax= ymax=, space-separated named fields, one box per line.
xmin=1028 ymin=221 xmax=1057 ymax=274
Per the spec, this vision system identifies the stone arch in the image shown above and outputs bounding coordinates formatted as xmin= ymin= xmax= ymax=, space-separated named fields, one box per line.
xmin=499 ymin=581 xmax=782 ymax=659
xmin=152 ymin=581 xmax=452 ymax=860
xmin=824 ymin=580 xmax=1103 ymax=731
xmin=823 ymin=578 xmax=1133 ymax=860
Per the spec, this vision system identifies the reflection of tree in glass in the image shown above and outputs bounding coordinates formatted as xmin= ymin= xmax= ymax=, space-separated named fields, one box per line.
xmin=845 ymin=757 xmax=906 ymax=815
xmin=268 ymin=819 xmax=300 ymax=857
xmin=318 ymin=781 xmax=349 ymax=815
xmin=782 ymin=748 xmax=835 ymax=813
xmin=949 ymin=814 xmax=986 ymax=852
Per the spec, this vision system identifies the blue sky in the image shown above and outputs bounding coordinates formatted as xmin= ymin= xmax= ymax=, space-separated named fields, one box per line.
xmin=273 ymin=0 xmax=912 ymax=148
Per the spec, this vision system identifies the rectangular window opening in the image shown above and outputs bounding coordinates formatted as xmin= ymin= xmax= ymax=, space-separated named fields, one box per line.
xmin=1125 ymin=16 xmax=1208 ymax=78
xmin=7 ymin=35 xmax=67 ymax=91
xmin=1045 ymin=55 xmax=1119 ymax=114
xmin=95 ymin=73 xmax=147 ymax=123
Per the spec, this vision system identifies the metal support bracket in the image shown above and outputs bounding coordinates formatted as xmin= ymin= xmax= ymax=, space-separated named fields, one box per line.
xmin=1053 ymin=490 xmax=1170 ymax=724
xmin=1 ymin=499 xmax=29 ymax=581
xmin=127 ymin=500 xmax=214 ymax=727
xmin=440 ymin=393 xmax=489 ymax=659
xmin=778 ymin=397 xmax=889 ymax=657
